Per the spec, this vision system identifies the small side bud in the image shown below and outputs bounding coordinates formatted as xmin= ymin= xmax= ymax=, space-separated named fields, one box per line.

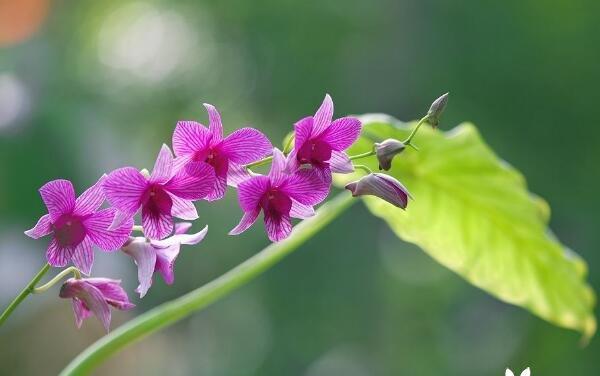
xmin=426 ymin=92 xmax=449 ymax=128
xmin=344 ymin=173 xmax=411 ymax=209
xmin=374 ymin=139 xmax=406 ymax=171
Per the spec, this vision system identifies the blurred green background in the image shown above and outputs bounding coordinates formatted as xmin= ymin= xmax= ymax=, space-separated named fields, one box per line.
xmin=1 ymin=0 xmax=599 ymax=375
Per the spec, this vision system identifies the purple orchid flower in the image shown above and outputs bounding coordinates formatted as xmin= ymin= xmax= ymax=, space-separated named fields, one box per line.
xmin=229 ymin=148 xmax=329 ymax=242
xmin=287 ymin=94 xmax=362 ymax=179
xmin=172 ymin=103 xmax=272 ymax=201
xmin=103 ymin=144 xmax=215 ymax=240
xmin=59 ymin=277 xmax=134 ymax=331
xmin=25 ymin=178 xmax=133 ymax=275
xmin=121 ymin=222 xmax=208 ymax=297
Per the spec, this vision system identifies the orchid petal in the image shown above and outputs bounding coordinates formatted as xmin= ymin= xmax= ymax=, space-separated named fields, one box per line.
xmin=174 ymin=222 xmax=192 ymax=235
xmin=84 ymin=208 xmax=133 ymax=251
xmin=321 ymin=117 xmax=362 ymax=151
xmin=227 ymin=162 xmax=254 ymax=187
xmin=74 ymin=176 xmax=106 ymax=216
xmin=142 ymin=206 xmax=173 ymax=240
xmin=78 ymin=282 xmax=112 ymax=332
xmin=72 ymin=237 xmax=94 ymax=275
xmin=46 ymin=238 xmax=74 ymax=267
xmin=220 ymin=127 xmax=272 ymax=164
xmin=268 ymin=148 xmax=287 ymax=182
xmin=293 ymin=116 xmax=314 ymax=153
xmin=237 ymin=176 xmax=269 ymax=212
xmin=150 ymin=144 xmax=174 ymax=184
xmin=153 ymin=225 xmax=208 ymax=247
xmin=229 ymin=209 xmax=260 ymax=235
xmin=71 ymin=298 xmax=92 ymax=329
xmin=204 ymin=103 xmax=223 ymax=142
xmin=264 ymin=213 xmax=292 ymax=242
xmin=165 ymin=161 xmax=215 ymax=200
xmin=281 ymin=169 xmax=330 ymax=206
xmin=206 ymin=175 xmax=227 ymax=201
xmin=172 ymin=120 xmax=212 ymax=157
xmin=329 ymin=151 xmax=354 ymax=174
xmin=290 ymin=200 xmax=315 ymax=219
xmin=311 ymin=94 xmax=334 ymax=137
xmin=103 ymin=167 xmax=147 ymax=216
xmin=25 ymin=214 xmax=52 ymax=239
xmin=86 ymin=278 xmax=135 ymax=310
xmin=154 ymin=245 xmax=180 ymax=285
xmin=168 ymin=194 xmax=198 ymax=221
xmin=122 ymin=239 xmax=157 ymax=298
xmin=39 ymin=179 xmax=76 ymax=221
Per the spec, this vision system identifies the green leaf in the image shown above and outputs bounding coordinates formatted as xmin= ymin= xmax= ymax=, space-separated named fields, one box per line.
xmin=336 ymin=114 xmax=596 ymax=340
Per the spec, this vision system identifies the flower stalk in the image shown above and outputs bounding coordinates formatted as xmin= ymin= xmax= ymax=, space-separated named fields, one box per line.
xmin=60 ymin=192 xmax=355 ymax=376
xmin=0 ymin=263 xmax=51 ymax=326
xmin=33 ymin=266 xmax=82 ymax=294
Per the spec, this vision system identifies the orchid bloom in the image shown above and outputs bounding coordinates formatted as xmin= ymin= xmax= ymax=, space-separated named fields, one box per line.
xmin=172 ymin=104 xmax=272 ymax=201
xmin=103 ymin=144 xmax=215 ymax=240
xmin=230 ymin=148 xmax=329 ymax=242
xmin=287 ymin=94 xmax=362 ymax=179
xmin=25 ymin=178 xmax=133 ymax=275
xmin=121 ymin=222 xmax=208 ymax=297
xmin=59 ymin=278 xmax=134 ymax=331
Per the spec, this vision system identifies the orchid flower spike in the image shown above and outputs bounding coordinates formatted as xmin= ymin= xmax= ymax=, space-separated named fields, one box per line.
xmin=25 ymin=177 xmax=133 ymax=275
xmin=121 ymin=222 xmax=208 ymax=297
xmin=59 ymin=277 xmax=134 ymax=332
xmin=287 ymin=94 xmax=362 ymax=180
xmin=172 ymin=104 xmax=272 ymax=201
xmin=103 ymin=144 xmax=215 ymax=240
xmin=230 ymin=148 xmax=329 ymax=242
xmin=345 ymin=173 xmax=411 ymax=209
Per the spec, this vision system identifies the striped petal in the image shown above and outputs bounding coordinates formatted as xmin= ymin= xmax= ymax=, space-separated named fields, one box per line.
xmin=321 ymin=117 xmax=362 ymax=151
xmin=229 ymin=209 xmax=260 ymax=235
xmin=103 ymin=167 xmax=148 ymax=216
xmin=219 ymin=127 xmax=272 ymax=164
xmin=74 ymin=175 xmax=106 ymax=216
xmin=150 ymin=144 xmax=174 ymax=184
xmin=172 ymin=120 xmax=212 ymax=157
xmin=39 ymin=179 xmax=76 ymax=221
xmin=204 ymin=103 xmax=223 ymax=142
xmin=25 ymin=214 xmax=52 ymax=239
xmin=311 ymin=94 xmax=333 ymax=137
xmin=46 ymin=237 xmax=74 ymax=267
xmin=84 ymin=208 xmax=133 ymax=251
xmin=72 ymin=237 xmax=94 ymax=275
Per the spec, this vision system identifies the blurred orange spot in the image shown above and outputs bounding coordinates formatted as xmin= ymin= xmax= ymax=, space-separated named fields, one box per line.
xmin=0 ymin=0 xmax=49 ymax=47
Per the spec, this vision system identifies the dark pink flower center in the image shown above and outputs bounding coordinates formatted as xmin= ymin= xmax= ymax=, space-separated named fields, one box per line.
xmin=194 ymin=148 xmax=228 ymax=177
xmin=141 ymin=184 xmax=172 ymax=216
xmin=260 ymin=188 xmax=292 ymax=217
xmin=297 ymin=139 xmax=332 ymax=167
xmin=53 ymin=214 xmax=86 ymax=247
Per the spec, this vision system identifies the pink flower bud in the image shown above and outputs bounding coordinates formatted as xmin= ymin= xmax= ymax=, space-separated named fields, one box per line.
xmin=344 ymin=173 xmax=411 ymax=209
xmin=374 ymin=139 xmax=406 ymax=171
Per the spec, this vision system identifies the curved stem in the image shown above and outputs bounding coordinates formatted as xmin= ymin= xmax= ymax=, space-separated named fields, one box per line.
xmin=60 ymin=193 xmax=356 ymax=376
xmin=0 ymin=263 xmax=51 ymax=327
xmin=33 ymin=267 xmax=82 ymax=294
xmin=349 ymin=149 xmax=375 ymax=161
xmin=403 ymin=115 xmax=429 ymax=146
xmin=353 ymin=164 xmax=373 ymax=174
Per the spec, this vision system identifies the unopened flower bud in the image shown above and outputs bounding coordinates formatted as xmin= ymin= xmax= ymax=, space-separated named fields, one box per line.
xmin=344 ymin=173 xmax=411 ymax=209
xmin=426 ymin=92 xmax=449 ymax=128
xmin=374 ymin=139 xmax=406 ymax=171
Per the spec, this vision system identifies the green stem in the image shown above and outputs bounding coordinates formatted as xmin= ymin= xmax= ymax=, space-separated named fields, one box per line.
xmin=402 ymin=115 xmax=429 ymax=146
xmin=33 ymin=267 xmax=82 ymax=294
xmin=245 ymin=155 xmax=273 ymax=169
xmin=0 ymin=263 xmax=51 ymax=327
xmin=353 ymin=164 xmax=373 ymax=174
xmin=349 ymin=149 xmax=375 ymax=161
xmin=60 ymin=193 xmax=356 ymax=376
